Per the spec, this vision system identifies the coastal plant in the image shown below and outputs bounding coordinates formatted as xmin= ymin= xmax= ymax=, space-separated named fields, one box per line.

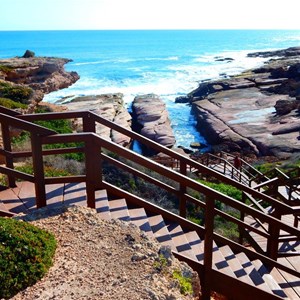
xmin=0 ymin=217 xmax=56 ymax=299
xmin=0 ymin=97 xmax=27 ymax=109
xmin=172 ymin=269 xmax=193 ymax=295
xmin=0 ymin=81 xmax=32 ymax=103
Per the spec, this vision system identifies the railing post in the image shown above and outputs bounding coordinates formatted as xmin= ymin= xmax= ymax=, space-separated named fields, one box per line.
xmin=202 ymin=196 xmax=215 ymax=300
xmin=85 ymin=136 xmax=102 ymax=209
xmin=266 ymin=209 xmax=280 ymax=260
xmin=179 ymin=160 xmax=187 ymax=218
xmin=1 ymin=123 xmax=16 ymax=187
xmin=31 ymin=134 xmax=46 ymax=208
xmin=82 ymin=112 xmax=96 ymax=133
xmin=239 ymin=192 xmax=246 ymax=244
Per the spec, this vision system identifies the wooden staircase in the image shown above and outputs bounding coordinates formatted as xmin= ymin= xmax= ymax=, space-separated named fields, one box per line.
xmin=1 ymin=106 xmax=300 ymax=299
xmin=1 ymin=181 xmax=300 ymax=299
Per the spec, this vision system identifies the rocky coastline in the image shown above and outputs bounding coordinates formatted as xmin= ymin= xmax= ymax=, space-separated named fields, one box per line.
xmin=178 ymin=47 xmax=300 ymax=159
xmin=1 ymin=48 xmax=300 ymax=160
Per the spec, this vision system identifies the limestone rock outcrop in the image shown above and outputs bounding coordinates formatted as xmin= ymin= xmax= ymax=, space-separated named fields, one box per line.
xmin=132 ymin=94 xmax=176 ymax=152
xmin=186 ymin=47 xmax=300 ymax=159
xmin=0 ymin=55 xmax=79 ymax=99
xmin=64 ymin=93 xmax=132 ymax=147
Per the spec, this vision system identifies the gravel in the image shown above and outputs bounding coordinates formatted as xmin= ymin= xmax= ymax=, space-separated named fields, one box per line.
xmin=11 ymin=205 xmax=200 ymax=300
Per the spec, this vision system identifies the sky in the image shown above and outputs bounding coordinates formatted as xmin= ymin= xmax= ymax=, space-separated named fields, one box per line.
xmin=0 ymin=0 xmax=299 ymax=31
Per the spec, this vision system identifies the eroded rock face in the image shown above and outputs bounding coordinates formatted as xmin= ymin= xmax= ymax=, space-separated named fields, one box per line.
xmin=64 ymin=93 xmax=132 ymax=147
xmin=0 ymin=56 xmax=79 ymax=96
xmin=132 ymin=94 xmax=176 ymax=152
xmin=189 ymin=47 xmax=300 ymax=159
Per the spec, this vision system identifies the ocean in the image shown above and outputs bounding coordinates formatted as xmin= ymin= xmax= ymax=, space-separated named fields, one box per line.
xmin=1 ymin=30 xmax=300 ymax=149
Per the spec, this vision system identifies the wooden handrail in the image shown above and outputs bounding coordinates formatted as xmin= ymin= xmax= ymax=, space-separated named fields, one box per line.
xmin=0 ymin=113 xmax=56 ymax=136
xmin=18 ymin=109 xmax=297 ymax=215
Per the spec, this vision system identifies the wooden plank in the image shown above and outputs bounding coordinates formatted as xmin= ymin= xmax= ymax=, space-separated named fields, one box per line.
xmin=0 ymin=187 xmax=28 ymax=213
xmin=63 ymin=182 xmax=87 ymax=207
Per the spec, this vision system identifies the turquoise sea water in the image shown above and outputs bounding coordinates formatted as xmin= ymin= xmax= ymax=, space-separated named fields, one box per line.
xmin=1 ymin=30 xmax=300 ymax=149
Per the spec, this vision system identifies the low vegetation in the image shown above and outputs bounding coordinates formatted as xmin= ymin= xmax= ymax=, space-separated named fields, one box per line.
xmin=0 ymin=217 xmax=56 ymax=299
xmin=0 ymin=97 xmax=27 ymax=109
xmin=0 ymin=81 xmax=32 ymax=103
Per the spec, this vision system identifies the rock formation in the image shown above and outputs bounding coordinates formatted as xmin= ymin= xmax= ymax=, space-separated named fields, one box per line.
xmin=131 ymin=94 xmax=176 ymax=153
xmin=64 ymin=93 xmax=132 ymax=147
xmin=0 ymin=55 xmax=79 ymax=103
xmin=182 ymin=47 xmax=300 ymax=159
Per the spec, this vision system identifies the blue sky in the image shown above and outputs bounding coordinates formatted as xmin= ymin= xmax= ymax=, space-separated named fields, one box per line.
xmin=1 ymin=0 xmax=299 ymax=30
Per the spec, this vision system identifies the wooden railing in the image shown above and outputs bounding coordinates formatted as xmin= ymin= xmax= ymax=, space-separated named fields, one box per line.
xmin=1 ymin=106 xmax=300 ymax=299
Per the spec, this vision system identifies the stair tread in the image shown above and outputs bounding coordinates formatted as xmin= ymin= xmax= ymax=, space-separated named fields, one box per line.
xmin=252 ymin=259 xmax=287 ymax=298
xmin=185 ymin=231 xmax=204 ymax=263
xmin=147 ymin=214 xmax=175 ymax=250
xmin=269 ymin=265 xmax=300 ymax=299
xmin=218 ymin=245 xmax=253 ymax=285
xmin=128 ymin=207 xmax=153 ymax=237
xmin=109 ymin=198 xmax=130 ymax=221
xmin=212 ymin=242 xmax=236 ymax=278
xmin=235 ymin=252 xmax=273 ymax=294
xmin=63 ymin=182 xmax=87 ymax=206
xmin=95 ymin=189 xmax=111 ymax=220
xmin=167 ymin=223 xmax=197 ymax=260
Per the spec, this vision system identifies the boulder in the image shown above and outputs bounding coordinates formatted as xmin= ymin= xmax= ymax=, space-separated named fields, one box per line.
xmin=274 ymin=99 xmax=300 ymax=115
xmin=132 ymin=94 xmax=176 ymax=152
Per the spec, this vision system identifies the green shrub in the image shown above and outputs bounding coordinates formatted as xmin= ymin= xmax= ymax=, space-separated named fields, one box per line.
xmin=15 ymin=164 xmax=71 ymax=177
xmin=0 ymin=217 xmax=56 ymax=299
xmin=0 ymin=82 xmax=32 ymax=103
xmin=0 ymin=98 xmax=27 ymax=109
xmin=198 ymin=180 xmax=242 ymax=201
xmin=172 ymin=270 xmax=193 ymax=295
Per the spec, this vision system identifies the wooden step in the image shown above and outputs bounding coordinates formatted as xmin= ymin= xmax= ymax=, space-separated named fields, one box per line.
xmin=212 ymin=242 xmax=236 ymax=278
xmin=95 ymin=189 xmax=111 ymax=220
xmin=147 ymin=214 xmax=175 ymax=249
xmin=45 ymin=183 xmax=65 ymax=209
xmin=128 ymin=207 xmax=153 ymax=237
xmin=235 ymin=252 xmax=273 ymax=294
xmin=63 ymin=182 xmax=87 ymax=207
xmin=278 ymin=257 xmax=300 ymax=297
xmin=268 ymin=264 xmax=300 ymax=299
xmin=218 ymin=245 xmax=253 ymax=285
xmin=252 ymin=259 xmax=287 ymax=298
xmin=185 ymin=231 xmax=204 ymax=263
xmin=167 ymin=223 xmax=197 ymax=260
xmin=108 ymin=198 xmax=130 ymax=221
